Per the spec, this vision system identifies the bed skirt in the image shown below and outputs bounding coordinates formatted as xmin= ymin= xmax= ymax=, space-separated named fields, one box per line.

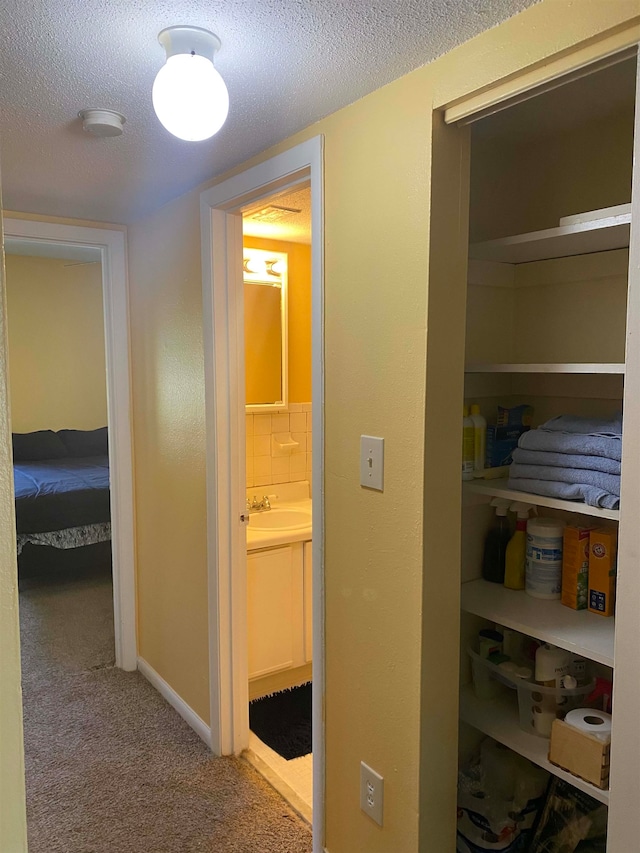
xmin=17 ymin=522 xmax=111 ymax=556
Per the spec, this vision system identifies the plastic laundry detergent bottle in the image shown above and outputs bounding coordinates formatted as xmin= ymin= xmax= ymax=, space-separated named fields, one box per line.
xmin=504 ymin=502 xmax=531 ymax=590
xmin=482 ymin=498 xmax=512 ymax=584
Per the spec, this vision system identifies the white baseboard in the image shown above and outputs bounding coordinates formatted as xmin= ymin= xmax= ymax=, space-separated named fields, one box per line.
xmin=137 ymin=656 xmax=211 ymax=747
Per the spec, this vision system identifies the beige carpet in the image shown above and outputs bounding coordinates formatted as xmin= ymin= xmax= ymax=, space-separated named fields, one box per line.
xmin=19 ymin=566 xmax=312 ymax=853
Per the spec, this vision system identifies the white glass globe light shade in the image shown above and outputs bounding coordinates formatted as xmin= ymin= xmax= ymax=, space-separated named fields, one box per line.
xmin=152 ymin=53 xmax=229 ymax=142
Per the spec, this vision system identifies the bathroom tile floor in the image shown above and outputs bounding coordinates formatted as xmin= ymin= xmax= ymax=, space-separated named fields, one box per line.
xmin=247 ymin=730 xmax=313 ymax=821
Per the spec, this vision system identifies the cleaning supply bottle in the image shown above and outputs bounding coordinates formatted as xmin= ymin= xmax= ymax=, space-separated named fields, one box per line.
xmin=504 ymin=502 xmax=530 ymax=590
xmin=532 ymin=643 xmax=573 ymax=736
xmin=469 ymin=404 xmax=487 ymax=477
xmin=526 ymin=517 xmax=566 ymax=599
xmin=462 ymin=406 xmax=474 ymax=481
xmin=482 ymin=498 xmax=512 ymax=584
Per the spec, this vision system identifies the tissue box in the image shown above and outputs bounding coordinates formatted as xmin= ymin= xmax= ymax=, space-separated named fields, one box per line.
xmin=548 ymin=719 xmax=610 ymax=789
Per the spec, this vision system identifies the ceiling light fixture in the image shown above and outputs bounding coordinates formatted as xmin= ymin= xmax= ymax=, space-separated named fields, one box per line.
xmin=152 ymin=25 xmax=229 ymax=142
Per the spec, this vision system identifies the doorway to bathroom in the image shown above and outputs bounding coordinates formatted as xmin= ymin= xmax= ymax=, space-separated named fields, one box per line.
xmin=242 ymin=184 xmax=314 ymax=819
xmin=200 ymin=137 xmax=324 ymax=848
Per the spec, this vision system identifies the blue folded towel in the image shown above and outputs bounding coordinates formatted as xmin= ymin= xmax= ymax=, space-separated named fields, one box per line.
xmin=511 ymin=447 xmax=621 ymax=476
xmin=541 ymin=413 xmax=622 ymax=437
xmin=518 ymin=429 xmax=622 ymax=462
xmin=508 ymin=477 xmax=619 ymax=510
xmin=509 ymin=463 xmax=620 ymax=496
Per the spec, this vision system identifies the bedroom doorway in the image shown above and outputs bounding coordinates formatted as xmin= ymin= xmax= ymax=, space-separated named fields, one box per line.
xmin=3 ymin=216 xmax=136 ymax=844
xmin=3 ymin=218 xmax=135 ymax=670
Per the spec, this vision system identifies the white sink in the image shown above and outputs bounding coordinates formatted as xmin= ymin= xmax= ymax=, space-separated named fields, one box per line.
xmin=249 ymin=507 xmax=311 ymax=530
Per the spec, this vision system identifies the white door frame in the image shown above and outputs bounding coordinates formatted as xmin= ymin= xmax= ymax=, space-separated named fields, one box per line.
xmin=200 ymin=136 xmax=324 ymax=847
xmin=3 ymin=217 xmax=137 ymax=671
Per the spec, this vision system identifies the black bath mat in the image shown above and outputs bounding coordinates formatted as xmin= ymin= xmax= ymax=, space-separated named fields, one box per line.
xmin=249 ymin=682 xmax=312 ymax=760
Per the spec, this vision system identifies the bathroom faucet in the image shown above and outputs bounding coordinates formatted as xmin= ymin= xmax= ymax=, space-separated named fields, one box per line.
xmin=248 ymin=495 xmax=271 ymax=512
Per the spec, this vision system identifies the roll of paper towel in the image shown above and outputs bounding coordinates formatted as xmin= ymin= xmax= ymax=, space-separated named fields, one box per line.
xmin=564 ymin=708 xmax=612 ymax=743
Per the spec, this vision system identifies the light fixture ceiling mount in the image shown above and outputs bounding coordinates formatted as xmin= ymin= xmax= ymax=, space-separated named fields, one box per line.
xmin=78 ymin=109 xmax=126 ymax=138
xmin=152 ymin=25 xmax=229 ymax=143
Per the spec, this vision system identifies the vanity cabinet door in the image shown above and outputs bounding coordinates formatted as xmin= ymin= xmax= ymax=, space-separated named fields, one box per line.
xmin=247 ymin=543 xmax=305 ymax=679
xmin=304 ymin=541 xmax=313 ymax=664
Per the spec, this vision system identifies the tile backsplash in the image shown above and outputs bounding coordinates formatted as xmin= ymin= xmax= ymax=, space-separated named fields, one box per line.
xmin=246 ymin=403 xmax=312 ymax=489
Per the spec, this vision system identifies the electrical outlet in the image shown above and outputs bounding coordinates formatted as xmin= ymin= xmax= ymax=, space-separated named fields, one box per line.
xmin=360 ymin=761 xmax=384 ymax=826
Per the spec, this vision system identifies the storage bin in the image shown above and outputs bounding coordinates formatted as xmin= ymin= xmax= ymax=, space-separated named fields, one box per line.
xmin=516 ymin=678 xmax=595 ymax=738
xmin=467 ymin=646 xmax=519 ymax=700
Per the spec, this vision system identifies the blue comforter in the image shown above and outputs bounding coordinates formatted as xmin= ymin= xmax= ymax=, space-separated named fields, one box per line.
xmin=14 ymin=455 xmax=110 ymax=534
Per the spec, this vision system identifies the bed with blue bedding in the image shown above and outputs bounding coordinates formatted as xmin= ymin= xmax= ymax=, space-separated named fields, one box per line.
xmin=13 ymin=427 xmax=111 ymax=572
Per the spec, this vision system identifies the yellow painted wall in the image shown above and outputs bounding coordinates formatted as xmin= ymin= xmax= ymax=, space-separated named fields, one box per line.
xmin=5 ymin=254 xmax=107 ymax=432
xmin=0 ymin=216 xmax=28 ymax=851
xmin=120 ymin=3 xmax=640 ymax=853
xmin=244 ymin=237 xmax=312 ymax=404
xmin=127 ymin=193 xmax=211 ymax=721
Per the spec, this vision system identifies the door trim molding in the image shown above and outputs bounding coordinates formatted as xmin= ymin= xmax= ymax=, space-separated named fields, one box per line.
xmin=200 ymin=135 xmax=324 ymax=853
xmin=443 ymin=24 xmax=640 ymax=124
xmin=3 ymin=217 xmax=137 ymax=671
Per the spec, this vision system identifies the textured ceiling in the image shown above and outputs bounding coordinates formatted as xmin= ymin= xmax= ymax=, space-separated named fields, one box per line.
xmin=0 ymin=0 xmax=539 ymax=225
xmin=243 ymin=185 xmax=312 ymax=244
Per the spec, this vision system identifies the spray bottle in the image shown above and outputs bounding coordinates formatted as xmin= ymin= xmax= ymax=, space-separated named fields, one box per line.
xmin=504 ymin=502 xmax=531 ymax=590
xmin=481 ymin=498 xmax=512 ymax=584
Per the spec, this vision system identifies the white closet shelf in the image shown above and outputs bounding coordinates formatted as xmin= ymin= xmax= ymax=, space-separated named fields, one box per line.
xmin=461 ymin=579 xmax=615 ymax=667
xmin=465 ymin=363 xmax=625 ymax=374
xmin=468 ymin=212 xmax=630 ymax=264
xmin=459 ymin=685 xmax=610 ymax=806
xmin=463 ymin=479 xmax=620 ymax=522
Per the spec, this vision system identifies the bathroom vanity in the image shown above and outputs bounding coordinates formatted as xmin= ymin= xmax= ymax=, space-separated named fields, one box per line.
xmin=247 ymin=540 xmax=312 ymax=679
xmin=246 ymin=482 xmax=312 ymax=684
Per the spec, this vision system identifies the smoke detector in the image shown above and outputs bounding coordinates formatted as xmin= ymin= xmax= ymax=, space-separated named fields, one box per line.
xmin=78 ymin=109 xmax=126 ymax=138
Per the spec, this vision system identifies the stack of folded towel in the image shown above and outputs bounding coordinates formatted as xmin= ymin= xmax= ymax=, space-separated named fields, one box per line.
xmin=508 ymin=414 xmax=622 ymax=509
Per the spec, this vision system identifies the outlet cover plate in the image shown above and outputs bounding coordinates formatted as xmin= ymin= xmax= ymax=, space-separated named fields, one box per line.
xmin=360 ymin=761 xmax=384 ymax=826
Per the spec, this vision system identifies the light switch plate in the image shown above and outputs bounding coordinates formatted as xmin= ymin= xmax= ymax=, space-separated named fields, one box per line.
xmin=360 ymin=435 xmax=384 ymax=491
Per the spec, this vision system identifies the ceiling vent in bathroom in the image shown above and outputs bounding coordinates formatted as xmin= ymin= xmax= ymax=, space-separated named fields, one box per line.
xmin=246 ymin=204 xmax=302 ymax=223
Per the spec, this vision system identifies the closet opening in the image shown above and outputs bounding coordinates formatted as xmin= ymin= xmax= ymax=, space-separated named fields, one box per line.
xmin=455 ymin=52 xmax=638 ymax=851
xmin=241 ymin=182 xmax=314 ymax=822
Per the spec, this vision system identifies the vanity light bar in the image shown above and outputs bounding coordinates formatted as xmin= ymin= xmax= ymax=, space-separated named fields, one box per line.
xmin=243 ymin=249 xmax=288 ymax=281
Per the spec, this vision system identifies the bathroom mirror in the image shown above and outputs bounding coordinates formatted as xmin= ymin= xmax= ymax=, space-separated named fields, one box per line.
xmin=244 ymin=249 xmax=288 ymax=412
